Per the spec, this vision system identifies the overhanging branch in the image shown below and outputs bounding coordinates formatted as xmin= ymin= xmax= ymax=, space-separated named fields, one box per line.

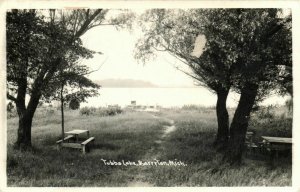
xmin=79 ymin=56 xmax=108 ymax=76
xmin=75 ymin=9 xmax=103 ymax=38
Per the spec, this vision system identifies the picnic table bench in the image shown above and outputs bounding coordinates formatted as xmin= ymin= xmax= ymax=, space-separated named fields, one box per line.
xmin=56 ymin=129 xmax=95 ymax=154
xmin=56 ymin=135 xmax=75 ymax=145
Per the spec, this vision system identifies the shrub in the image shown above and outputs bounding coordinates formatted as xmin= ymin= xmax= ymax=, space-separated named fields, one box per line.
xmin=285 ymin=98 xmax=293 ymax=113
xmin=255 ymin=106 xmax=274 ymax=119
xmin=97 ymin=106 xmax=123 ymax=117
xmin=80 ymin=106 xmax=123 ymax=117
xmin=7 ymin=109 xmax=17 ymax=119
xmin=249 ymin=105 xmax=292 ymax=142
xmin=7 ymin=102 xmax=17 ymax=118
xmin=7 ymin=102 xmax=14 ymax=112
xmin=249 ymin=117 xmax=292 ymax=139
xmin=181 ymin=105 xmax=205 ymax=111
xmin=46 ymin=108 xmax=55 ymax=115
xmin=69 ymin=99 xmax=80 ymax=110
xmin=80 ymin=107 xmax=96 ymax=116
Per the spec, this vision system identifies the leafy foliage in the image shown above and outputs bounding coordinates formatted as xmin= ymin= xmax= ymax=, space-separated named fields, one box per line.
xmin=135 ymin=9 xmax=292 ymax=101
xmin=7 ymin=9 xmax=136 ymax=148
xmin=69 ymin=98 xmax=80 ymax=110
xmin=7 ymin=10 xmax=96 ymax=103
xmin=80 ymin=106 xmax=97 ymax=116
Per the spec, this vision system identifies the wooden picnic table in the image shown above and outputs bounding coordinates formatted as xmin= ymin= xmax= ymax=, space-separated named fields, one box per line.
xmin=57 ymin=129 xmax=94 ymax=154
xmin=65 ymin=129 xmax=90 ymax=142
xmin=261 ymin=136 xmax=292 ymax=151
xmin=261 ymin=136 xmax=292 ymax=144
xmin=261 ymin=136 xmax=292 ymax=166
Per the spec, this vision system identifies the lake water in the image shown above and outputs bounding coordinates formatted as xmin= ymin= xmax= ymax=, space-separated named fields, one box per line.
xmin=81 ymin=88 xmax=288 ymax=108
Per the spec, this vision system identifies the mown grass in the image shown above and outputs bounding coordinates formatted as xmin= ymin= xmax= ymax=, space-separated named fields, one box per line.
xmin=7 ymin=105 xmax=292 ymax=186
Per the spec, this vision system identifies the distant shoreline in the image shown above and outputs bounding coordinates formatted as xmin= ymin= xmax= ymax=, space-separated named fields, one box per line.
xmin=79 ymin=87 xmax=289 ymax=109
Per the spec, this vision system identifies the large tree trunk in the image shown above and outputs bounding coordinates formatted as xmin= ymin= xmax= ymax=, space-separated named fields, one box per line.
xmin=16 ymin=111 xmax=33 ymax=149
xmin=225 ymin=82 xmax=259 ymax=165
xmin=14 ymin=90 xmax=41 ymax=150
xmin=13 ymin=58 xmax=60 ymax=149
xmin=214 ymin=88 xmax=230 ymax=151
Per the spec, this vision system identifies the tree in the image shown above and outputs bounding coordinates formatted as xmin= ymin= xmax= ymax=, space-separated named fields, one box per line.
xmin=7 ymin=10 xmax=60 ymax=149
xmin=134 ymin=9 xmax=292 ymax=164
xmin=189 ymin=10 xmax=291 ymax=157
xmin=223 ymin=9 xmax=292 ymax=164
xmin=134 ymin=9 xmax=233 ymax=149
xmin=6 ymin=9 xmax=134 ymax=149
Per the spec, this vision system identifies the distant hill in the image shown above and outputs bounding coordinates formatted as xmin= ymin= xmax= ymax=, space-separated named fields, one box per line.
xmin=95 ymin=79 xmax=158 ymax=88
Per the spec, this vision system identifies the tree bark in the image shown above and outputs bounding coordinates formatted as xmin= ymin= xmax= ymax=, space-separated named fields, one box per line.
xmin=213 ymin=88 xmax=230 ymax=151
xmin=225 ymin=82 xmax=259 ymax=165
xmin=14 ymin=88 xmax=41 ymax=149
xmin=15 ymin=111 xmax=33 ymax=149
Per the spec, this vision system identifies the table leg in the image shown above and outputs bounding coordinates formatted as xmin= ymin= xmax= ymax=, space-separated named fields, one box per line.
xmin=270 ymin=149 xmax=275 ymax=167
xmin=87 ymin=131 xmax=90 ymax=138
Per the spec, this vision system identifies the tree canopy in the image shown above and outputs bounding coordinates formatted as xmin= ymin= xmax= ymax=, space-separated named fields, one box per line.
xmin=134 ymin=8 xmax=292 ymax=163
xmin=135 ymin=9 xmax=291 ymax=99
xmin=6 ymin=9 xmax=134 ymax=149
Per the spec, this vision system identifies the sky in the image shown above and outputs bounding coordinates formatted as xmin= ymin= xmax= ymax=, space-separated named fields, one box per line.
xmin=80 ymin=12 xmax=198 ymax=88
xmin=78 ymin=9 xmax=290 ymax=107
xmin=79 ymin=8 xmax=291 ymax=88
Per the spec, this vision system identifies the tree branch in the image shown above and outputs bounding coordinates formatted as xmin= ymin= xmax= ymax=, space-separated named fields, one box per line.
xmin=152 ymin=46 xmax=168 ymax=52
xmin=87 ymin=23 xmax=119 ymax=31
xmin=75 ymin=9 xmax=103 ymax=38
xmin=79 ymin=56 xmax=108 ymax=76
xmin=73 ymin=11 xmax=79 ymax=35
xmin=7 ymin=93 xmax=17 ymax=102
xmin=175 ymin=66 xmax=202 ymax=82
xmin=265 ymin=15 xmax=291 ymax=39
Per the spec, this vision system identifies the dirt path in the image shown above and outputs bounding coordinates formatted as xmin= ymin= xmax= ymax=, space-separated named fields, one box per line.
xmin=127 ymin=115 xmax=176 ymax=187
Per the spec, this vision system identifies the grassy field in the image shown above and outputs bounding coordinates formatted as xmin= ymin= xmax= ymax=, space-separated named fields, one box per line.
xmin=6 ymin=105 xmax=292 ymax=186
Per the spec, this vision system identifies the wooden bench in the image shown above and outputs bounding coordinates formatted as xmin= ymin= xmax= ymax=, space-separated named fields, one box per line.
xmin=57 ymin=135 xmax=95 ymax=154
xmin=56 ymin=135 xmax=75 ymax=149
xmin=81 ymin=137 xmax=95 ymax=154
xmin=245 ymin=132 xmax=258 ymax=155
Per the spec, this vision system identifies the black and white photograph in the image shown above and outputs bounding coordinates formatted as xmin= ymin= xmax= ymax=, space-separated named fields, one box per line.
xmin=1 ymin=0 xmax=299 ymax=190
